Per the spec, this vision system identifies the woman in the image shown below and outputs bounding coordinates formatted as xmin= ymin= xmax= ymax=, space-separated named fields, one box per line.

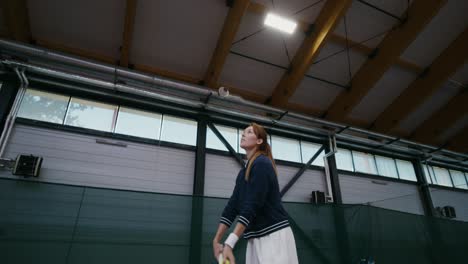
xmin=212 ymin=123 xmax=299 ymax=264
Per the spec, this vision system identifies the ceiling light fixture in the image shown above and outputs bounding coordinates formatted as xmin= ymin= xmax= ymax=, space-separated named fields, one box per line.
xmin=264 ymin=13 xmax=297 ymax=34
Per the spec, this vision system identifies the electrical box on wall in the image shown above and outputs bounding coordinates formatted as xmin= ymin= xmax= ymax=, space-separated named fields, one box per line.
xmin=442 ymin=206 xmax=456 ymax=218
xmin=310 ymin=190 xmax=326 ymax=204
xmin=435 ymin=206 xmax=456 ymax=219
xmin=12 ymin=154 xmax=43 ymax=178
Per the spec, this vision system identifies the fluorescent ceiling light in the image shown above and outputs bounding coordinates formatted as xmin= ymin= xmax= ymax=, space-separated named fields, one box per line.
xmin=264 ymin=13 xmax=297 ymax=34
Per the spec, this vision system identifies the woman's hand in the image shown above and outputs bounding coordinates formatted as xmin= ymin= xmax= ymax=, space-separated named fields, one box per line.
xmin=223 ymin=245 xmax=236 ymax=264
xmin=212 ymin=240 xmax=223 ymax=260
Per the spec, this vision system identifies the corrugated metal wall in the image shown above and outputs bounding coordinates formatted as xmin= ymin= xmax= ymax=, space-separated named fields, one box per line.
xmin=0 ymin=125 xmax=195 ymax=195
xmin=339 ymin=173 xmax=424 ymax=215
xmin=3 ymin=124 xmax=466 ymax=220
xmin=204 ymin=154 xmax=240 ymax=198
xmin=204 ymin=154 xmax=327 ymax=202
xmin=278 ymin=165 xmax=327 ymax=203
xmin=430 ymin=187 xmax=468 ymax=221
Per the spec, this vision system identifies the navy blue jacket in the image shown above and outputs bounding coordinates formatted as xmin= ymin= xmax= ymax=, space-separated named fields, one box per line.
xmin=220 ymin=154 xmax=290 ymax=239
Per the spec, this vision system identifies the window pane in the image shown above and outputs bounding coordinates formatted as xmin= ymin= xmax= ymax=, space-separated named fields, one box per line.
xmin=449 ymin=170 xmax=467 ymax=189
xmin=206 ymin=124 xmax=238 ymax=151
xmin=17 ymin=89 xmax=69 ymax=124
xmin=428 ymin=165 xmax=438 ymax=184
xmin=336 ymin=148 xmax=354 ymax=171
xmin=395 ymin=160 xmax=417 ymax=181
xmin=301 ymin=141 xmax=324 ymax=167
xmin=424 ymin=165 xmax=433 ymax=184
xmin=431 ymin=167 xmax=452 ymax=187
xmin=352 ymin=151 xmax=377 ymax=174
xmin=271 ymin=135 xmax=301 ymax=162
xmin=160 ymin=115 xmax=197 ymax=146
xmin=115 ymin=107 xmax=162 ymax=140
xmin=64 ymin=98 xmax=117 ymax=132
xmin=375 ymin=155 xmax=398 ymax=178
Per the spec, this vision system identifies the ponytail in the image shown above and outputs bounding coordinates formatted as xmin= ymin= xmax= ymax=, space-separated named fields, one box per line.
xmin=244 ymin=124 xmax=277 ymax=181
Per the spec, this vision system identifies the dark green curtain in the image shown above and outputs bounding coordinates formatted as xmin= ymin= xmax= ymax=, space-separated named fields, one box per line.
xmin=1 ymin=178 xmax=467 ymax=264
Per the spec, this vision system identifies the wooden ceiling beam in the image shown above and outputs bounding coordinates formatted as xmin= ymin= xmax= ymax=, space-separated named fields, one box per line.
xmin=120 ymin=0 xmax=138 ymax=67
xmin=25 ymin=38 xmax=290 ymax=107
xmin=1 ymin=0 xmax=32 ymax=43
xmin=135 ymin=64 xmax=272 ymax=105
xmin=203 ymin=0 xmax=250 ymax=88
xmin=411 ymin=90 xmax=468 ymax=145
xmin=372 ymin=27 xmax=468 ymax=133
xmin=247 ymin=1 xmax=423 ymax=74
xmin=324 ymin=0 xmax=446 ymax=122
xmin=30 ymin=36 xmax=370 ymax=130
xmin=136 ymin=63 xmax=326 ymax=115
xmin=269 ymin=0 xmax=352 ymax=108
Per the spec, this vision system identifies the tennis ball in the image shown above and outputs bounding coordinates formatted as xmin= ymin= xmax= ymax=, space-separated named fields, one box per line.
xmin=225 ymin=260 xmax=230 ymax=264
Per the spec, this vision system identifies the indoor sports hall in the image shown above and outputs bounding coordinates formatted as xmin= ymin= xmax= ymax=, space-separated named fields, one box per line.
xmin=0 ymin=1 xmax=467 ymax=263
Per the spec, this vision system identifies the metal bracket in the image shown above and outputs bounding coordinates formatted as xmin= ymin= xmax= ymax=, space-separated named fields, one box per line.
xmin=323 ymin=133 xmax=337 ymax=203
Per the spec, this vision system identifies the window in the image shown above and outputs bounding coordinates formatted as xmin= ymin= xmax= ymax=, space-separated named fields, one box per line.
xmin=64 ymin=98 xmax=118 ymax=132
xmin=449 ymin=170 xmax=467 ymax=189
xmin=271 ymin=135 xmax=301 ymax=163
xmin=352 ymin=151 xmax=377 ymax=174
xmin=395 ymin=160 xmax=417 ymax=181
xmin=431 ymin=167 xmax=452 ymax=187
xmin=301 ymin=141 xmax=325 ymax=167
xmin=160 ymin=115 xmax=197 ymax=146
xmin=115 ymin=107 xmax=162 ymax=140
xmin=424 ymin=165 xmax=434 ymax=184
xmin=375 ymin=155 xmax=398 ymax=178
xmin=336 ymin=148 xmax=354 ymax=171
xmin=17 ymin=89 xmax=69 ymax=124
xmin=206 ymin=124 xmax=238 ymax=152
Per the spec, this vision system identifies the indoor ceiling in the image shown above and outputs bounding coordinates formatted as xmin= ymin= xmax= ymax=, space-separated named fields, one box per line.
xmin=1 ymin=0 xmax=467 ymax=153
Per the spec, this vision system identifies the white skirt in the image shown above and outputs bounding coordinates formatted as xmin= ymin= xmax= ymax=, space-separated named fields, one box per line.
xmin=246 ymin=226 xmax=299 ymax=264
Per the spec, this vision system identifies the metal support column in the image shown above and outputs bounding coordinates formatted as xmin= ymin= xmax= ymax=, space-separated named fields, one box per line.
xmin=188 ymin=117 xmax=207 ymax=264
xmin=414 ymin=159 xmax=444 ymax=263
xmin=413 ymin=159 xmax=436 ymax=217
xmin=325 ymin=144 xmax=343 ymax=204
xmin=324 ymin=140 xmax=350 ymax=264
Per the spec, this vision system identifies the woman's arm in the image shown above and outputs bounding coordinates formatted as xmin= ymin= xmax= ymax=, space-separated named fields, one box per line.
xmin=221 ymin=223 xmax=246 ymax=264
xmin=232 ymin=223 xmax=246 ymax=238
xmin=220 ymin=160 xmax=273 ymax=263
xmin=213 ymin=223 xmax=229 ymax=243
xmin=212 ymin=222 xmax=246 ymax=262
xmin=213 ymin=172 xmax=242 ymax=261
xmin=237 ymin=161 xmax=271 ymax=228
xmin=212 ymin=223 xmax=227 ymax=260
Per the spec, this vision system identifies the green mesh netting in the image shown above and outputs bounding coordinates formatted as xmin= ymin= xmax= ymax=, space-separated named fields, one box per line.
xmin=1 ymin=178 xmax=467 ymax=264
